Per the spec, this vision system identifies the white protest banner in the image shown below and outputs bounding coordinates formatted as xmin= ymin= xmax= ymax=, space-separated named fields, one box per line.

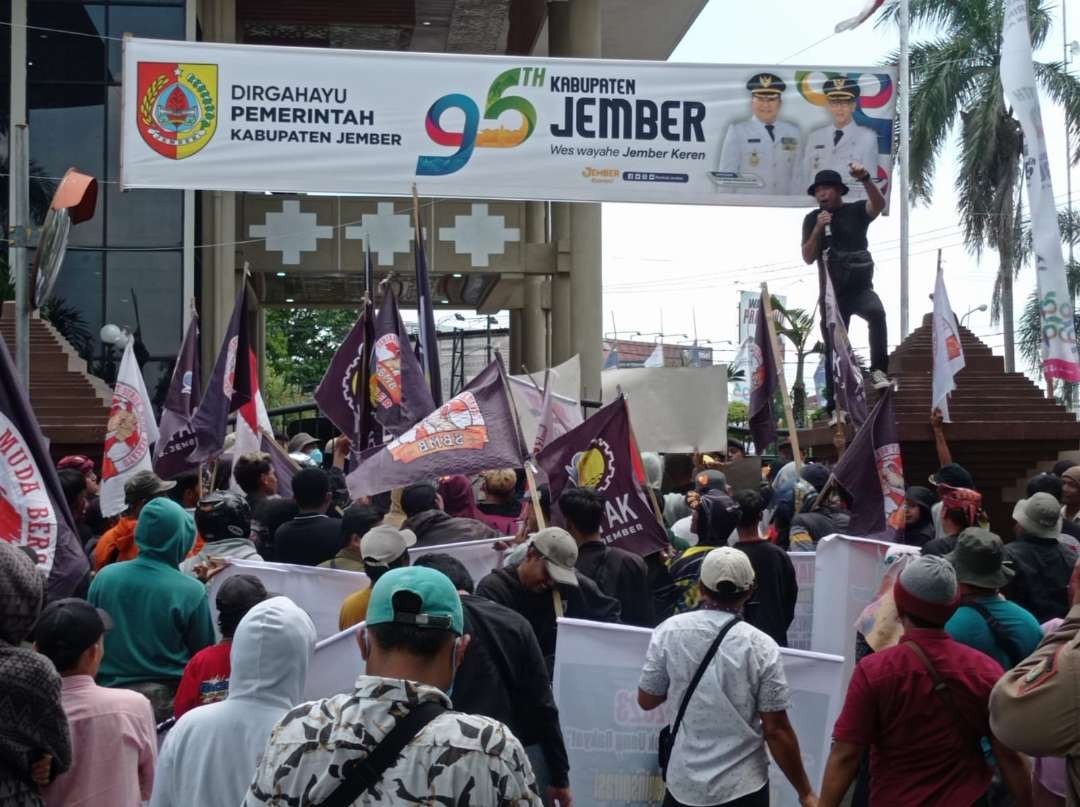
xmin=553 ymin=617 xmax=843 ymax=806
xmin=121 ymin=37 xmax=896 ymax=207
xmin=809 ymin=535 xmax=918 ymax=686
xmin=303 ymin=623 xmax=367 ymax=701
xmin=601 ymin=366 xmax=728 ymax=453
xmin=206 ymin=557 xmax=366 ymax=641
xmin=410 ymin=536 xmax=510 ymax=588
xmin=509 ymin=356 xmax=583 ymax=450
xmin=789 ymin=552 xmax=816 ymax=651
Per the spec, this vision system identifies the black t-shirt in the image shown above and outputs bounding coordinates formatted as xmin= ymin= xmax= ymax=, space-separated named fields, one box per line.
xmin=273 ymin=513 xmax=342 ymax=566
xmin=575 ymin=541 xmax=655 ymax=628
xmin=733 ymin=539 xmax=798 ymax=647
xmin=802 ymin=201 xmax=874 ymax=256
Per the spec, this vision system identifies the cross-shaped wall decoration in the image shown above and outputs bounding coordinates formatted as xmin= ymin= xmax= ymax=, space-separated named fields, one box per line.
xmin=248 ymin=200 xmax=333 ymax=264
xmin=439 ymin=203 xmax=520 ymax=267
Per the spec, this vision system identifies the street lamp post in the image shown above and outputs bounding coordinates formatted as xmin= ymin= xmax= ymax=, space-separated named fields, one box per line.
xmin=960 ymin=304 xmax=988 ymax=327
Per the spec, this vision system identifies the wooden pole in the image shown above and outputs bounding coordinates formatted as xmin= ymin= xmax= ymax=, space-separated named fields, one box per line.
xmin=621 ymin=397 xmax=665 ymax=526
xmin=761 ymin=283 xmax=803 ymax=472
xmin=524 ymin=462 xmax=563 ymax=619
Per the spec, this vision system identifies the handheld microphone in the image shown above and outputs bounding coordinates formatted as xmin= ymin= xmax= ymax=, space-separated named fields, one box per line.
xmin=824 ymin=223 xmax=832 ymax=238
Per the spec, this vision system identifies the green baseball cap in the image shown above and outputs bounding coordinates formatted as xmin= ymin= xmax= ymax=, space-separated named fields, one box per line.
xmin=366 ymin=566 xmax=464 ymax=635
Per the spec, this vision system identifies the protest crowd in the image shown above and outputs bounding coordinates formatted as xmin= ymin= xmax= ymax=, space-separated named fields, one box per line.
xmin=4 ymin=10 xmax=1080 ymax=807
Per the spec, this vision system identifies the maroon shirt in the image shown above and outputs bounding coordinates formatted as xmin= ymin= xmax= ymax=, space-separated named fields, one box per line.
xmin=832 ymin=628 xmax=1004 ymax=806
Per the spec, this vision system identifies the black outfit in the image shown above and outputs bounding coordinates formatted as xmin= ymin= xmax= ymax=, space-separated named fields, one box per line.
xmin=574 ymin=540 xmax=655 ymax=628
xmin=789 ymin=507 xmax=852 ymax=546
xmin=920 ymin=533 xmax=958 ymax=558
xmin=478 ymin=499 xmax=522 ymax=518
xmin=273 ymin=513 xmax=342 ymax=566
xmin=452 ymin=594 xmax=570 ymax=788
xmin=403 ymin=509 xmax=500 ymax=547
xmin=802 ymin=201 xmax=887 ymax=411
xmin=475 ymin=564 xmax=621 ymax=673
xmin=734 ymin=539 xmax=798 ymax=647
xmin=1002 ymin=532 xmax=1079 ymax=622
xmin=663 ymin=783 xmax=768 ymax=807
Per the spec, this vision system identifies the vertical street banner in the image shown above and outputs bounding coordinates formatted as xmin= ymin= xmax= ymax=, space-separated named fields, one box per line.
xmin=121 ymin=38 xmax=896 ymax=208
xmin=553 ymin=617 xmax=844 ymax=807
xmin=0 ymin=334 xmax=88 ymax=599
xmin=1001 ymin=0 xmax=1080 ymax=381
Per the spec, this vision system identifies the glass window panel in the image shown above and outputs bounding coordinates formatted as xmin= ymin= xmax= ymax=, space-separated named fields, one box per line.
xmin=105 ymin=86 xmax=182 ymax=246
xmin=43 ymin=248 xmax=104 ymax=361
xmin=28 ymin=83 xmax=105 ymax=245
xmin=104 ymin=249 xmax=181 ymax=357
xmin=107 ymin=6 xmax=184 ymax=82
xmin=28 ymin=4 xmax=106 ymax=83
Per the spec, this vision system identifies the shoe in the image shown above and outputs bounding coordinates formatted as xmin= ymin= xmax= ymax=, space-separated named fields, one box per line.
xmin=870 ymin=370 xmax=891 ymax=389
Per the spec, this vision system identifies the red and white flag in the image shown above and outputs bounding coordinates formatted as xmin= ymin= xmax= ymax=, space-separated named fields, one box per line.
xmin=932 ymin=265 xmax=965 ymax=422
xmin=834 ymin=0 xmax=884 ymax=32
xmin=100 ymin=341 xmax=160 ymax=517
xmin=231 ymin=349 xmax=277 ymax=491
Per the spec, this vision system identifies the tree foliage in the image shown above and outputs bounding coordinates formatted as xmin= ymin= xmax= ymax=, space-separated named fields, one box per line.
xmin=265 ymin=308 xmax=359 ymax=403
xmin=772 ymin=297 xmax=823 ymax=428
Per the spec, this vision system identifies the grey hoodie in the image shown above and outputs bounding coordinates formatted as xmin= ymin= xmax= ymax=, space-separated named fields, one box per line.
xmin=149 ymin=597 xmax=316 ymax=807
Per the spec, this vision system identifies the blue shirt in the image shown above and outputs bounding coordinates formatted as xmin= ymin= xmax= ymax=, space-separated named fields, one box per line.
xmin=945 ymin=596 xmax=1043 ymax=669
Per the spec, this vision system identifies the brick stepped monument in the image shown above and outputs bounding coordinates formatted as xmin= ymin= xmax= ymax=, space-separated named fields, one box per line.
xmin=0 ymin=302 xmax=111 ymax=463
xmin=799 ymin=313 xmax=1080 ymax=531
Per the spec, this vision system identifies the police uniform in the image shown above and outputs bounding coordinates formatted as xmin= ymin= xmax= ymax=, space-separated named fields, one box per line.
xmin=802 ymin=77 xmax=879 ymax=200
xmin=715 ymin=72 xmax=802 ymax=195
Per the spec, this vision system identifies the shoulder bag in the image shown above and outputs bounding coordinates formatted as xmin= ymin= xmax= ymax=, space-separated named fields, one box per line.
xmin=657 ymin=615 xmax=740 ymax=780
xmin=317 ymin=700 xmax=447 ymax=807
xmin=959 ymin=601 xmax=1026 ymax=668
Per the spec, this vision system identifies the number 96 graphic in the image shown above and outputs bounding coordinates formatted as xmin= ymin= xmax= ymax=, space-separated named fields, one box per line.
xmin=417 ymin=67 xmax=539 ymax=176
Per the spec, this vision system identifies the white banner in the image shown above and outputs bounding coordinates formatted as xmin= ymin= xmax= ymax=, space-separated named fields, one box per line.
xmin=303 ymin=623 xmax=368 ymax=701
xmin=1001 ymin=0 xmax=1080 ymax=381
xmin=410 ymin=536 xmax=511 ymax=589
xmin=553 ymin=618 xmax=843 ymax=806
xmin=789 ymin=552 xmax=816 ymax=651
xmin=206 ymin=557 xmax=367 ymax=642
xmin=121 ymin=38 xmax=896 ymax=207
xmin=509 ymin=356 xmax=583 ymax=451
xmin=601 ymin=366 xmax=728 ymax=453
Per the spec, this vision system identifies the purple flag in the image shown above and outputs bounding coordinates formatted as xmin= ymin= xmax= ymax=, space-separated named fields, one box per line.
xmin=314 ymin=247 xmax=381 ymax=449
xmin=347 ymin=359 xmax=528 ymax=499
xmin=154 ymin=313 xmax=202 ymax=479
xmin=823 ymin=269 xmax=868 ymax=428
xmin=536 ymin=396 xmax=669 ymax=557
xmin=370 ymin=285 xmax=435 ymax=437
xmin=189 ymin=284 xmax=252 ymax=462
xmin=414 ymin=218 xmax=444 ymax=405
xmin=828 ymin=386 xmax=906 ymax=535
xmin=748 ymin=291 xmax=778 ymax=452
xmin=0 ymin=333 xmax=88 ymax=598
xmin=260 ymin=432 xmax=297 ymax=498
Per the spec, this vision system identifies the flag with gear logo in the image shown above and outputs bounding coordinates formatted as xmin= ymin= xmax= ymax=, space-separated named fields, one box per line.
xmin=536 ymin=396 xmax=668 ymax=557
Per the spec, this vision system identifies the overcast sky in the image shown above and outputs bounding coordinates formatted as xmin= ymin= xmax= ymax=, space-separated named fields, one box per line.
xmin=601 ymin=0 xmax=1079 ymax=378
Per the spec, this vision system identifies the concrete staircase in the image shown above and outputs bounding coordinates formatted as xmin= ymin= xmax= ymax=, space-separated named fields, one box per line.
xmin=799 ymin=313 xmax=1080 ymax=532
xmin=0 ymin=302 xmax=111 ymax=463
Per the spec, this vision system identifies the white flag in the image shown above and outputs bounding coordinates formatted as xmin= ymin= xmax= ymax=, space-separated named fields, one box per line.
xmin=834 ymin=0 xmax=884 ymax=33
xmin=1002 ymin=0 xmax=1080 ymax=382
xmin=100 ymin=341 xmax=160 ymax=517
xmin=932 ymin=265 xmax=965 ymax=422
xmin=644 ymin=343 xmax=664 ymax=368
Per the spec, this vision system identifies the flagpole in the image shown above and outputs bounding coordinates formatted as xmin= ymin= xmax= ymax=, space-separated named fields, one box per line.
xmin=522 ymin=461 xmax=562 ymax=618
xmin=761 ymin=283 xmax=803 ymax=472
xmin=899 ymin=0 xmax=911 ymax=339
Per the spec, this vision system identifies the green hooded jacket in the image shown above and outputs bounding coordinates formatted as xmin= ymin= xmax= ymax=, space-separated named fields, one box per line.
xmin=89 ymin=498 xmax=215 ymax=687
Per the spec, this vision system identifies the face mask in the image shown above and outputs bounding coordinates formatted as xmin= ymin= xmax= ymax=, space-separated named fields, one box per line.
xmin=308 ymin=448 xmax=324 ymax=465
xmin=446 ymin=636 xmax=462 ymax=699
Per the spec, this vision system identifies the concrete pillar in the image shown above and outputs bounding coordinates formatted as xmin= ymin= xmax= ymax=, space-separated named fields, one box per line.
xmin=550 ymin=202 xmax=572 ymax=365
xmin=550 ymin=0 xmax=603 ymax=400
xmin=198 ymin=0 xmax=237 ymax=379
xmin=509 ymin=309 xmax=524 ymax=378
xmin=522 ymin=201 xmax=548 ymax=373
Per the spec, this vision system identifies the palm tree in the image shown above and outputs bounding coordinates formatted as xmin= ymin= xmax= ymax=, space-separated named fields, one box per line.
xmin=879 ymin=0 xmax=1080 ymax=373
xmin=772 ymin=298 xmax=823 ymax=428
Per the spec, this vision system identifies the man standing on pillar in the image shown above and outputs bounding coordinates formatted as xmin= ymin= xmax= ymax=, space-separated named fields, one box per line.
xmin=801 ymin=164 xmax=889 ymax=422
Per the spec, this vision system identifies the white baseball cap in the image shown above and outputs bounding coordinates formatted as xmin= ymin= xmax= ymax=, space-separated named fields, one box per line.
xmin=700 ymin=547 xmax=755 ymax=593
xmin=529 ymin=527 xmax=579 ymax=587
xmin=360 ymin=525 xmax=417 ymax=567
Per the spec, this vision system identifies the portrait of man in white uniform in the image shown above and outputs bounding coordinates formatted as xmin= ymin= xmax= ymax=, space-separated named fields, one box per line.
xmin=714 ymin=72 xmax=802 ymax=195
xmin=802 ymin=76 xmax=880 ymax=200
